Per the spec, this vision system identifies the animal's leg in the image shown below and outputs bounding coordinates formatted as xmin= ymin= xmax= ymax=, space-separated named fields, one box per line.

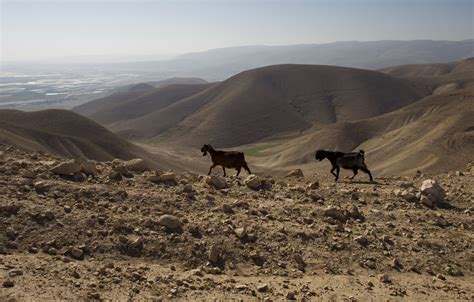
xmin=350 ymin=168 xmax=358 ymax=179
xmin=361 ymin=167 xmax=373 ymax=182
xmin=330 ymin=167 xmax=338 ymax=177
xmin=236 ymin=167 xmax=241 ymax=176
xmin=243 ymin=163 xmax=251 ymax=174
xmin=208 ymin=164 xmax=216 ymax=175
xmin=335 ymin=167 xmax=340 ymax=181
xmin=222 ymin=166 xmax=226 ymax=177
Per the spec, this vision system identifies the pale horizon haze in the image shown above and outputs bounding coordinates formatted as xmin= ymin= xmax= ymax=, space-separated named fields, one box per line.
xmin=1 ymin=0 xmax=473 ymax=62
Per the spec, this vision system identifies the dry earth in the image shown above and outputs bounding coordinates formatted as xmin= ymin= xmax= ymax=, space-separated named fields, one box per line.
xmin=1 ymin=144 xmax=473 ymax=301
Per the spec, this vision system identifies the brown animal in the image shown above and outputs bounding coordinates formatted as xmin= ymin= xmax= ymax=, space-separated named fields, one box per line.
xmin=315 ymin=149 xmax=373 ymax=182
xmin=201 ymin=144 xmax=251 ymax=177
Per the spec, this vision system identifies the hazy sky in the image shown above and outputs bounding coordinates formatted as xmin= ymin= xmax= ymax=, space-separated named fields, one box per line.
xmin=1 ymin=0 xmax=473 ymax=61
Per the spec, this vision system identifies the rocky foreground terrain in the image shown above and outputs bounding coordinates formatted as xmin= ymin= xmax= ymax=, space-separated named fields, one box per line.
xmin=0 ymin=144 xmax=473 ymax=301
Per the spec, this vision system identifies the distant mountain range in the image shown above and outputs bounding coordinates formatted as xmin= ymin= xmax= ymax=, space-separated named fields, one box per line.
xmin=4 ymin=40 xmax=473 ymax=81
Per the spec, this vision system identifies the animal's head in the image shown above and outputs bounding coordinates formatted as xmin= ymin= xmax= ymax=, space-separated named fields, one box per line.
xmin=201 ymin=144 xmax=211 ymax=156
xmin=315 ymin=150 xmax=326 ymax=161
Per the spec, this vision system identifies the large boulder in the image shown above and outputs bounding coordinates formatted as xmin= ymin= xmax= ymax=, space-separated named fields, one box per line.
xmin=148 ymin=172 xmax=177 ymax=185
xmin=420 ymin=179 xmax=446 ymax=206
xmin=51 ymin=160 xmax=81 ymax=176
xmin=244 ymin=174 xmax=262 ymax=190
xmin=124 ymin=159 xmax=148 ymax=173
xmin=204 ymin=175 xmax=227 ymax=190
xmin=158 ymin=214 xmax=181 ymax=230
xmin=78 ymin=159 xmax=97 ymax=176
xmin=51 ymin=159 xmax=97 ymax=177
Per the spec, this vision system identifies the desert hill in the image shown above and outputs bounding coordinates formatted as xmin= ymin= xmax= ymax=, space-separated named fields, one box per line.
xmin=254 ymin=84 xmax=473 ymax=176
xmin=380 ymin=57 xmax=474 ymax=80
xmin=71 ymin=59 xmax=472 ymax=175
xmin=73 ymin=83 xmax=214 ymax=126
xmin=380 ymin=57 xmax=474 ymax=93
xmin=0 ymin=109 xmax=168 ymax=166
xmin=96 ymin=64 xmax=428 ymax=146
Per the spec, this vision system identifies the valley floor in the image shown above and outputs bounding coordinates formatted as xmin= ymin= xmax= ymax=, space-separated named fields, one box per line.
xmin=1 ymin=144 xmax=473 ymax=301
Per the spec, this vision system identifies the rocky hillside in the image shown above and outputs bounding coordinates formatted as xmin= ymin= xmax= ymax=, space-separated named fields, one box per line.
xmin=1 ymin=144 xmax=473 ymax=300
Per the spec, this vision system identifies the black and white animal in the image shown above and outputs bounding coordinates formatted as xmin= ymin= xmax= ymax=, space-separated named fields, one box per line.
xmin=201 ymin=144 xmax=252 ymax=177
xmin=315 ymin=149 xmax=373 ymax=182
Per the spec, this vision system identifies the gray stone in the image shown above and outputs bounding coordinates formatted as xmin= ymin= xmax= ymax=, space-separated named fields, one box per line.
xmin=69 ymin=247 xmax=84 ymax=260
xmin=51 ymin=160 xmax=81 ymax=176
xmin=323 ymin=206 xmax=348 ymax=222
xmin=205 ymin=175 xmax=227 ymax=190
xmin=234 ymin=226 xmax=247 ymax=239
xmin=244 ymin=174 xmax=261 ymax=190
xmin=208 ymin=245 xmax=219 ymax=263
xmin=420 ymin=179 xmax=446 ymax=205
xmin=124 ymin=158 xmax=148 ymax=173
xmin=158 ymin=214 xmax=181 ymax=230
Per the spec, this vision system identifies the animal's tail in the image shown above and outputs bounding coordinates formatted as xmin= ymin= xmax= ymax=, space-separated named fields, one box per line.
xmin=359 ymin=149 xmax=365 ymax=156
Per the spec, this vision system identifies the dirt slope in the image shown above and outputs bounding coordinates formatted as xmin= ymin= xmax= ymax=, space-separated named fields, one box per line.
xmin=254 ymin=85 xmax=473 ymax=176
xmin=73 ymin=83 xmax=214 ymax=127
xmin=0 ymin=144 xmax=472 ymax=300
xmin=380 ymin=57 xmax=474 ymax=93
xmin=110 ymin=64 xmax=427 ymax=146
xmin=0 ymin=109 xmax=167 ymax=166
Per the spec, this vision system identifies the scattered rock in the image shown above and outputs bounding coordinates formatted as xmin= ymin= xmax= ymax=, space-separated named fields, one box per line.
xmin=22 ymin=169 xmax=36 ymax=179
xmin=244 ymin=174 xmax=262 ymax=190
xmin=294 ymin=253 xmax=306 ymax=270
xmin=286 ymin=291 xmax=297 ymax=300
xmin=183 ymin=184 xmax=194 ymax=193
xmin=205 ymin=175 xmax=227 ymax=190
xmin=420 ymin=179 xmax=446 ymax=206
xmin=158 ymin=214 xmax=181 ymax=230
xmin=323 ymin=206 xmax=347 ymax=222
xmin=68 ymin=247 xmax=84 ymax=260
xmin=307 ymin=181 xmax=320 ymax=190
xmin=208 ymin=245 xmax=220 ymax=263
xmin=346 ymin=204 xmax=364 ymax=221
xmin=158 ymin=172 xmax=178 ymax=184
xmin=108 ymin=170 xmax=123 ymax=181
xmin=234 ymin=226 xmax=247 ymax=239
xmin=355 ymin=235 xmax=369 ymax=246
xmin=379 ymin=274 xmax=391 ymax=283
xmin=284 ymin=169 xmax=304 ymax=179
xmin=51 ymin=159 xmax=97 ymax=177
xmin=256 ymin=283 xmax=269 ymax=292
xmin=73 ymin=172 xmax=87 ymax=182
xmin=401 ymin=190 xmax=418 ymax=203
xmin=51 ymin=160 xmax=81 ymax=176
xmin=420 ymin=195 xmax=434 ymax=208
xmin=392 ymin=258 xmax=403 ymax=270
xmin=124 ymin=158 xmax=148 ymax=173
xmin=8 ymin=270 xmax=23 ymax=277
xmin=79 ymin=159 xmax=98 ymax=176
xmin=3 ymin=279 xmax=14 ymax=288
xmin=222 ymin=203 xmax=234 ymax=214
